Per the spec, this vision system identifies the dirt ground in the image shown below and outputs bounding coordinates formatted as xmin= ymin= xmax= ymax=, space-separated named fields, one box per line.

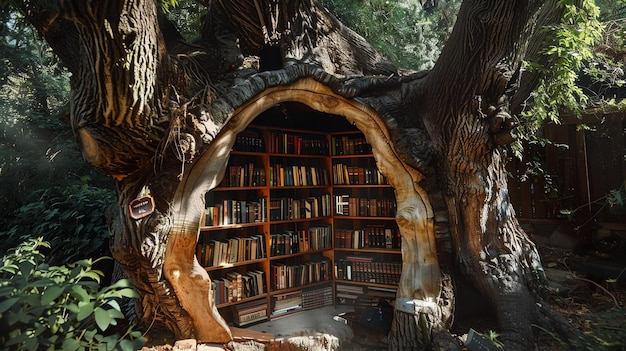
xmin=527 ymin=245 xmax=626 ymax=351
xmin=142 ymin=245 xmax=626 ymax=350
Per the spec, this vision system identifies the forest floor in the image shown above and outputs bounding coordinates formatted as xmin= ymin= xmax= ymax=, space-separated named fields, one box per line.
xmin=522 ymin=245 xmax=626 ymax=351
xmin=142 ymin=245 xmax=626 ymax=351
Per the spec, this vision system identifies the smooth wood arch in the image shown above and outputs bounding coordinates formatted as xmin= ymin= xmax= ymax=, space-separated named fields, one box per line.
xmin=165 ymin=77 xmax=442 ymax=341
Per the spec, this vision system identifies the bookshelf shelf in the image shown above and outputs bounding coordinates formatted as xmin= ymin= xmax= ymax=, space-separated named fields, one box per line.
xmin=268 ymin=216 xmax=332 ymax=224
xmin=269 ymin=153 xmax=328 ymax=158
xmin=200 ymin=222 xmax=266 ymax=231
xmin=269 ymin=280 xmax=331 ymax=296
xmin=330 ymin=154 xmax=373 ymax=159
xmin=333 ymin=247 xmax=400 ymax=254
xmin=334 ymin=280 xmax=398 ymax=289
xmin=332 ymin=184 xmax=391 ymax=189
xmin=212 ymin=186 xmax=267 ymax=191
xmin=269 ymin=185 xmax=328 ymax=190
xmin=268 ymin=248 xmax=332 ymax=260
xmin=204 ymin=258 xmax=266 ymax=272
xmin=230 ymin=150 xmax=266 ymax=156
xmin=216 ymin=294 xmax=268 ymax=309
xmin=333 ymin=216 xmax=396 ymax=220
xmin=198 ymin=125 xmax=401 ymax=325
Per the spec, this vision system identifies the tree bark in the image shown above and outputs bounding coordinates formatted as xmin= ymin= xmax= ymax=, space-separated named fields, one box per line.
xmin=417 ymin=1 xmax=565 ymax=349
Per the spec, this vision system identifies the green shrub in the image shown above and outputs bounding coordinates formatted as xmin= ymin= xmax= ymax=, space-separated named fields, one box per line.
xmin=0 ymin=238 xmax=144 ymax=351
xmin=0 ymin=184 xmax=116 ymax=266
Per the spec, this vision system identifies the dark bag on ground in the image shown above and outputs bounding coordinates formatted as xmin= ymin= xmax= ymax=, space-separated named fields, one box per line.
xmin=358 ymin=298 xmax=393 ymax=334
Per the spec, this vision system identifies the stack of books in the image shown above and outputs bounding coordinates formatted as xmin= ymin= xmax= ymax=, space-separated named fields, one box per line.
xmin=271 ymin=290 xmax=303 ymax=318
xmin=213 ymin=270 xmax=266 ymax=305
xmin=232 ymin=299 xmax=268 ymax=326
xmin=335 ymin=284 xmax=364 ymax=305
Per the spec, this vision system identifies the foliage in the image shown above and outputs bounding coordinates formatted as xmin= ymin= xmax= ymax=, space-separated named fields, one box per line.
xmin=0 ymin=184 xmax=116 ymax=266
xmin=160 ymin=0 xmax=179 ymax=13
xmin=482 ymin=330 xmax=504 ymax=350
xmin=515 ymin=0 xmax=603 ymax=152
xmin=164 ymin=1 xmax=205 ymax=41
xmin=509 ymin=0 xmax=620 ymax=201
xmin=0 ymin=9 xmax=109 ymax=211
xmin=559 ymin=182 xmax=626 ymax=230
xmin=579 ymin=0 xmax=626 ymax=110
xmin=0 ymin=8 xmax=116 ymax=265
xmin=0 ymin=238 xmax=144 ymax=351
xmin=321 ymin=0 xmax=461 ymax=71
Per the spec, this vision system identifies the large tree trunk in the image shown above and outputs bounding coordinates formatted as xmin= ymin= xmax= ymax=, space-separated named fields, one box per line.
xmin=18 ymin=0 xmax=588 ymax=349
xmin=417 ymin=1 xmax=574 ymax=349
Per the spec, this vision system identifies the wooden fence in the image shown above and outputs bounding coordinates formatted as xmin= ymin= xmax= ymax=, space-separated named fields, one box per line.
xmin=506 ymin=110 xmax=626 ymax=243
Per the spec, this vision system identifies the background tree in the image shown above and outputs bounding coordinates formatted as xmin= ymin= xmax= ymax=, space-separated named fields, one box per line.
xmin=0 ymin=8 xmax=115 ymax=264
xmin=321 ymin=0 xmax=461 ymax=70
xmin=1 ymin=0 xmax=623 ymax=350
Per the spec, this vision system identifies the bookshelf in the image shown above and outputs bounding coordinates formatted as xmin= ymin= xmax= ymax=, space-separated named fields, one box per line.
xmin=330 ymin=131 xmax=402 ymax=307
xmin=198 ymin=126 xmax=401 ymax=326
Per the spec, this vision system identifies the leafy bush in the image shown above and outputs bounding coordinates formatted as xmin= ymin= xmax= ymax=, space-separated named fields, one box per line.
xmin=0 ymin=184 xmax=116 ymax=266
xmin=0 ymin=238 xmax=144 ymax=351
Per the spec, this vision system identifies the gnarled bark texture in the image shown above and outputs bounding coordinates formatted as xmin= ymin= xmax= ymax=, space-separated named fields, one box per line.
xmin=18 ymin=0 xmax=586 ymax=349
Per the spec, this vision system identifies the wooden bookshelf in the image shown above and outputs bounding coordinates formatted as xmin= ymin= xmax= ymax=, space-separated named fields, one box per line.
xmin=197 ymin=125 xmax=401 ymax=326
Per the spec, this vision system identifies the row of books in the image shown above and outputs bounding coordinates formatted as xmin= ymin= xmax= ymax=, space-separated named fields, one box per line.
xmin=223 ymin=163 xmax=266 ymax=187
xmin=332 ymin=163 xmax=388 ymax=185
xmin=271 ymin=290 xmax=303 ymax=317
xmin=331 ymin=135 xmax=372 ymax=156
xmin=269 ymin=226 xmax=332 ymax=256
xmin=231 ymin=299 xmax=268 ymax=326
xmin=234 ymin=129 xmax=375 ymax=156
xmin=269 ymin=131 xmax=329 ymax=155
xmin=335 ymin=226 xmax=401 ymax=249
xmin=302 ymin=285 xmax=333 ymax=310
xmin=205 ymin=198 xmax=268 ymax=226
xmin=335 ymin=256 xmax=402 ymax=286
xmin=335 ymin=284 xmax=396 ymax=306
xmin=233 ymin=129 xmax=265 ymax=152
xmin=270 ymin=258 xmax=332 ymax=291
xmin=233 ymin=285 xmax=334 ymax=325
xmin=334 ymin=195 xmax=396 ymax=217
xmin=198 ymin=235 xmax=265 ymax=267
xmin=269 ymin=164 xmax=330 ymax=187
xmin=212 ymin=270 xmax=266 ymax=305
xmin=269 ymin=195 xmax=332 ymax=221
xmin=222 ymin=162 xmax=389 ymax=188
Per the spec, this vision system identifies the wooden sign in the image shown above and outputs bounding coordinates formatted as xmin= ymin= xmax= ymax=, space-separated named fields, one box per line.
xmin=129 ymin=195 xmax=155 ymax=219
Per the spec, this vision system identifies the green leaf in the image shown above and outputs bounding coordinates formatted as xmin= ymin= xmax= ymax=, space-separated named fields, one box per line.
xmin=80 ymin=270 xmax=102 ymax=283
xmin=4 ymin=331 xmax=28 ymax=346
xmin=5 ymin=310 xmax=21 ymax=326
xmin=94 ymin=307 xmax=111 ymax=331
xmin=119 ymin=339 xmax=136 ymax=351
xmin=0 ymin=297 xmax=20 ymax=313
xmin=19 ymin=260 xmax=36 ymax=276
xmin=64 ymin=302 xmax=80 ymax=314
xmin=62 ymin=338 xmax=81 ymax=351
xmin=70 ymin=285 xmax=91 ymax=302
xmin=106 ymin=299 xmax=121 ymax=311
xmin=83 ymin=329 xmax=98 ymax=342
xmin=24 ymin=336 xmax=39 ymax=351
xmin=107 ymin=308 xmax=124 ymax=320
xmin=76 ymin=302 xmax=95 ymax=321
xmin=42 ymin=285 xmax=65 ymax=305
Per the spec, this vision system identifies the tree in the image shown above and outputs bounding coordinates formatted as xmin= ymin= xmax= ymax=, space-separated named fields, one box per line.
xmin=0 ymin=8 xmax=116 ymax=263
xmin=3 ymin=0 xmax=614 ymax=349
